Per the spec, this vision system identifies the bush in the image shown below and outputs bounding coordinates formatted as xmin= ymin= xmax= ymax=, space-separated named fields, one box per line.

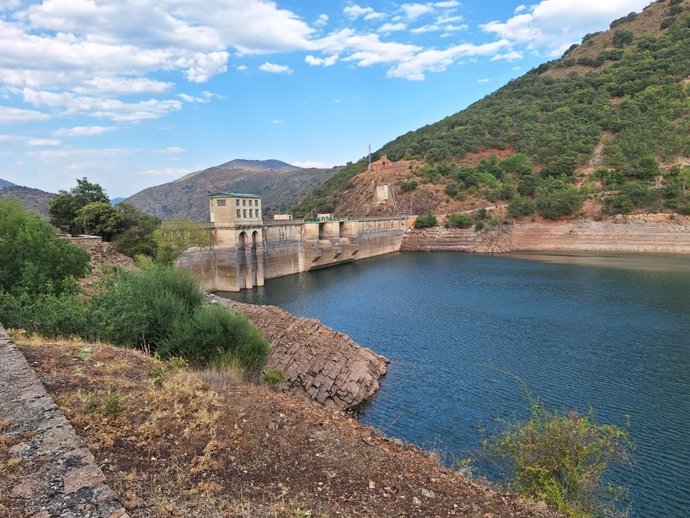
xmin=445 ymin=183 xmax=461 ymax=198
xmin=0 ymin=199 xmax=90 ymax=297
xmin=536 ymin=188 xmax=584 ymax=219
xmin=89 ymin=266 xmax=205 ymax=348
xmin=485 ymin=399 xmax=631 ymax=518
xmin=508 ymin=196 xmax=536 ymax=218
xmin=400 ymin=180 xmax=418 ymax=193
xmin=446 ymin=213 xmax=473 ymax=229
xmin=261 ymin=368 xmax=285 ymax=385
xmin=612 ymin=30 xmax=634 ymax=48
xmin=159 ymin=304 xmax=269 ymax=372
xmin=0 ymin=293 xmax=94 ymax=339
xmin=414 ymin=214 xmax=437 ymax=228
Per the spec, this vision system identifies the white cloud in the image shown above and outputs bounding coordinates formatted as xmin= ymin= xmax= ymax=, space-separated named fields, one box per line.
xmin=258 ymin=62 xmax=293 ymax=74
xmin=387 ymin=39 xmax=511 ymax=80
xmin=272 ymin=119 xmax=284 ymax=124
xmin=315 ymin=14 xmax=329 ymax=27
xmin=178 ymin=91 xmax=216 ymax=103
xmin=27 ymin=138 xmax=61 ymax=146
xmin=477 ymin=78 xmax=490 ymax=83
xmin=0 ymin=106 xmax=50 ymax=123
xmin=344 ymin=5 xmax=385 ymax=21
xmin=434 ymin=1 xmax=460 ymax=7
xmin=481 ymin=0 xmax=649 ymax=54
xmin=491 ymin=50 xmax=523 ymax=61
xmin=305 ymin=54 xmax=339 ymax=67
xmin=156 ymin=146 xmax=184 ymax=154
xmin=54 ymin=125 xmax=118 ymax=137
xmin=236 ymin=64 xmax=249 ymax=71
xmin=401 ymin=3 xmax=433 ymax=21
xmin=378 ymin=23 xmax=407 ymax=33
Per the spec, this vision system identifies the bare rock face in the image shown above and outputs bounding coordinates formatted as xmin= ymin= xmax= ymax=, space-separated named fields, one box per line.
xmin=210 ymin=296 xmax=389 ymax=410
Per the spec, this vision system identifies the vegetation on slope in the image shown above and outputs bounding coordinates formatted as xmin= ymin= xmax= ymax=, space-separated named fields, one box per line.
xmin=0 ymin=199 xmax=268 ymax=373
xmin=296 ymin=0 xmax=690 ymax=219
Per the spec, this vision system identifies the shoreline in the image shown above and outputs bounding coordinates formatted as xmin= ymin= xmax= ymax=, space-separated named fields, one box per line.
xmin=400 ymin=216 xmax=690 ymax=255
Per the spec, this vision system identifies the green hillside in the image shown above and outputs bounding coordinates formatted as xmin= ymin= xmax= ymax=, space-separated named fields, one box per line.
xmin=296 ymin=0 xmax=690 ymax=219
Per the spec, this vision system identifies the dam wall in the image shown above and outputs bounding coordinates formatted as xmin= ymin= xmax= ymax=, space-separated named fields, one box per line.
xmin=179 ymin=217 xmax=405 ymax=292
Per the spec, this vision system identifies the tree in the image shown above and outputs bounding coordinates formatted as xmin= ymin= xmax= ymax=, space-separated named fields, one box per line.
xmin=114 ymin=203 xmax=160 ymax=257
xmin=74 ymin=202 xmax=125 ymax=240
xmin=500 ymin=153 xmax=534 ymax=177
xmin=413 ymin=214 xmax=437 ymax=229
xmin=612 ymin=30 xmax=634 ymax=48
xmin=153 ymin=218 xmax=213 ymax=266
xmin=49 ymin=178 xmax=110 ymax=234
xmin=0 ymin=199 xmax=89 ymax=297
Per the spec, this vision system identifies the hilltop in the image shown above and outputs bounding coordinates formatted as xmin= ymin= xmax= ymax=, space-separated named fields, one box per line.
xmin=0 ymin=186 xmax=55 ymax=216
xmin=296 ymin=0 xmax=690 ymax=221
xmin=126 ymin=159 xmax=338 ymax=221
xmin=0 ymin=178 xmax=16 ymax=189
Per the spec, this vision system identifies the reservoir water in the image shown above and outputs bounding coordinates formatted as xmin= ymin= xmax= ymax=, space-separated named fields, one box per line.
xmin=226 ymin=252 xmax=690 ymax=517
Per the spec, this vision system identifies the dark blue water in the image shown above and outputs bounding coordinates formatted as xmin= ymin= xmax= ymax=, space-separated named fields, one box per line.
xmin=227 ymin=252 xmax=690 ymax=517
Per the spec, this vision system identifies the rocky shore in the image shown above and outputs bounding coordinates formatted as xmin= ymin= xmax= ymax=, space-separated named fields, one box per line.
xmin=211 ymin=295 xmax=389 ymax=410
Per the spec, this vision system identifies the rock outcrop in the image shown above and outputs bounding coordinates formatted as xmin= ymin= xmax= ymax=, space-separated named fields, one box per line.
xmin=210 ymin=295 xmax=389 ymax=410
xmin=0 ymin=325 xmax=129 ymax=518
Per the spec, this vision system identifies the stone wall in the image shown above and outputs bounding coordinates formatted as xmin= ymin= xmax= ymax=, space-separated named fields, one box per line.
xmin=0 ymin=325 xmax=128 ymax=518
xmin=210 ymin=296 xmax=389 ymax=410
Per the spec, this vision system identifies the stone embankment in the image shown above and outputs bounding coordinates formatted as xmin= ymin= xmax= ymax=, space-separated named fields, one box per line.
xmin=402 ymin=216 xmax=690 ymax=254
xmin=0 ymin=325 xmax=129 ymax=518
xmin=210 ymin=295 xmax=389 ymax=410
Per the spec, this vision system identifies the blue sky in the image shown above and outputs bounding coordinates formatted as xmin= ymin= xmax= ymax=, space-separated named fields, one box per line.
xmin=0 ymin=0 xmax=650 ymax=198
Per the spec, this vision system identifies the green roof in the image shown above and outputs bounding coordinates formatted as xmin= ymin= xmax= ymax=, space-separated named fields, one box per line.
xmin=209 ymin=192 xmax=260 ymax=198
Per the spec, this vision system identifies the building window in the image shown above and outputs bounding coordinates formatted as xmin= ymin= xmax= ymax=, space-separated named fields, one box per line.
xmin=243 ymin=209 xmax=247 ymax=218
xmin=254 ymin=199 xmax=258 ymax=206
xmin=242 ymin=199 xmax=246 ymax=206
xmin=217 ymin=199 xmax=226 ymax=207
xmin=236 ymin=209 xmax=240 ymax=218
xmin=236 ymin=199 xmax=240 ymax=206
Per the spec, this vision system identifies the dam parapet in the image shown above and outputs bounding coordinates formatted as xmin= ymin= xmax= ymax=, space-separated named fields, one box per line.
xmin=178 ymin=193 xmax=405 ymax=292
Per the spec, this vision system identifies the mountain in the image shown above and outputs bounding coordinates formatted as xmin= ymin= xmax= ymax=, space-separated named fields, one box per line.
xmin=126 ymin=159 xmax=338 ymax=221
xmin=296 ymin=0 xmax=690 ymax=219
xmin=0 ymin=186 xmax=55 ymax=216
xmin=0 ymin=178 xmax=17 ymax=189
xmin=111 ymin=197 xmax=126 ymax=205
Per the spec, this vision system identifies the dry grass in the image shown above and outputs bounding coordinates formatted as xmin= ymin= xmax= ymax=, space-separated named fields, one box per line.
xmin=12 ymin=338 xmax=558 ymax=518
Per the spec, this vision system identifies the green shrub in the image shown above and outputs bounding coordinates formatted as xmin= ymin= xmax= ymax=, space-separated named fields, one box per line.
xmin=444 ymin=182 xmax=461 ymax=198
xmin=612 ymin=30 xmax=634 ymax=48
xmin=508 ymin=196 xmax=536 ymax=218
xmin=159 ymin=304 xmax=269 ymax=372
xmin=485 ymin=399 xmax=631 ymax=518
xmin=535 ymin=188 xmax=584 ymax=219
xmin=261 ymin=368 xmax=285 ymax=385
xmin=400 ymin=180 xmax=418 ymax=193
xmin=0 ymin=199 xmax=90 ymax=297
xmin=89 ymin=266 xmax=204 ymax=348
xmin=446 ymin=213 xmax=473 ymax=229
xmin=414 ymin=214 xmax=437 ymax=228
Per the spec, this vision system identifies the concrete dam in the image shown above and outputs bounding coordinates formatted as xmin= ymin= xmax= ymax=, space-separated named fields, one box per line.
xmin=178 ymin=192 xmax=406 ymax=292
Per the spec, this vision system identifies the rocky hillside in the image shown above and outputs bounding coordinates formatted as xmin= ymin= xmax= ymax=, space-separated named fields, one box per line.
xmin=0 ymin=186 xmax=55 ymax=216
xmin=0 ymin=178 xmax=16 ymax=189
xmin=296 ymin=0 xmax=690 ymax=220
xmin=126 ymin=159 xmax=338 ymax=221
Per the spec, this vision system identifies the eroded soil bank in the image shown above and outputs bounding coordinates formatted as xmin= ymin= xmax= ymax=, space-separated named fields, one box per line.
xmin=401 ymin=215 xmax=690 ymax=254
xmin=2 ymin=333 xmax=559 ymax=518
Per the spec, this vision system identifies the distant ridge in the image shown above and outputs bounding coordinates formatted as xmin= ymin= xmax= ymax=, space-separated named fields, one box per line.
xmin=126 ymin=158 xmax=337 ymax=221
xmin=0 ymin=186 xmax=55 ymax=216
xmin=0 ymin=178 xmax=17 ymax=189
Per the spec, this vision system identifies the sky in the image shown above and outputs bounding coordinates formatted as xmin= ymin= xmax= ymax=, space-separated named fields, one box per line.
xmin=0 ymin=0 xmax=651 ymax=198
